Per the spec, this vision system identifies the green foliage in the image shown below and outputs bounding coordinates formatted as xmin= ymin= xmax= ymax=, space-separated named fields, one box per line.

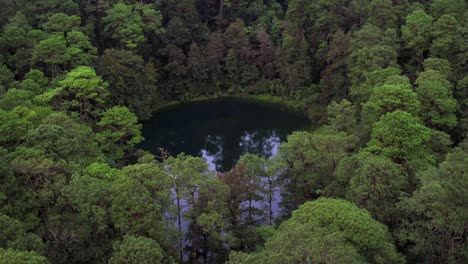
xmin=103 ymin=3 xmax=144 ymax=49
xmin=336 ymin=152 xmax=408 ymax=225
xmin=96 ymin=49 xmax=158 ymax=119
xmin=276 ymin=130 xmax=357 ymax=215
xmin=0 ymin=109 xmax=31 ymax=147
xmin=0 ymin=64 xmax=15 ymax=91
xmin=96 ymin=106 xmax=143 ymax=161
xmin=42 ymin=13 xmax=80 ymax=33
xmin=25 ymin=124 xmax=80 ymax=161
xmin=57 ymin=66 xmax=109 ymax=121
xmin=20 ymin=69 xmax=49 ymax=94
xmin=0 ymin=88 xmax=35 ymax=111
xmin=0 ymin=0 xmax=466 ymax=262
xmin=0 ymin=214 xmax=44 ymax=252
xmin=367 ymin=111 xmax=433 ymax=169
xmin=103 ymin=3 xmax=163 ymax=50
xmin=325 ymin=99 xmax=358 ymax=134
xmin=109 ymin=235 xmax=167 ymax=264
xmin=398 ymin=148 xmax=468 ymax=263
xmin=111 ymin=161 xmax=172 ymax=242
xmin=0 ymin=248 xmax=49 ymax=264
xmin=415 ymin=69 xmax=457 ymax=128
xmin=401 ymin=9 xmax=433 ymax=64
xmin=351 ymin=66 xmax=403 ymax=102
xmin=229 ymin=198 xmax=403 ymax=264
xmin=362 ymin=84 xmax=420 ymax=128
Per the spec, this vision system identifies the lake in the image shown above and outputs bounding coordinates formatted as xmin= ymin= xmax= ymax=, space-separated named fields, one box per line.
xmin=140 ymin=97 xmax=311 ymax=172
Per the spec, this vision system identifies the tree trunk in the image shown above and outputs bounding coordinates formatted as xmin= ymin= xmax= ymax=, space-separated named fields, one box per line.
xmin=268 ymin=179 xmax=273 ymax=225
xmin=218 ymin=0 xmax=224 ymax=27
xmin=176 ymin=187 xmax=183 ymax=263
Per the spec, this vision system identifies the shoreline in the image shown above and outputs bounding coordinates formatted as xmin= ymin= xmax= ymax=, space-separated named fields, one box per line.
xmin=152 ymin=94 xmax=306 ymax=115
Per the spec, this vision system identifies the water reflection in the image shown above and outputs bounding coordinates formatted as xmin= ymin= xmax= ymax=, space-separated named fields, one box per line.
xmin=140 ymin=98 xmax=310 ymax=172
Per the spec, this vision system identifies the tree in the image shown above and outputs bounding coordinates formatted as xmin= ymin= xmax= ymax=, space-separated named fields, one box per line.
xmin=96 ymin=106 xmax=143 ymax=161
xmin=110 ymin=161 xmax=172 ymax=247
xmin=32 ymin=34 xmax=67 ymax=77
xmin=97 ymin=48 xmax=159 ymax=119
xmin=347 ymin=25 xmax=399 ymax=96
xmin=430 ymin=0 xmax=466 ymax=20
xmin=325 ymin=99 xmax=358 ymax=134
xmin=0 ymin=12 xmax=42 ymax=77
xmin=335 ymin=152 xmax=409 ymax=225
xmin=42 ymin=13 xmax=80 ymax=34
xmin=229 ymin=198 xmax=404 ymax=264
xmin=276 ymin=130 xmax=356 ymax=217
xmin=320 ymin=29 xmax=351 ymax=103
xmin=431 ymin=15 xmax=464 ymax=75
xmin=0 ymin=248 xmax=49 ymax=264
xmin=41 ymin=112 xmax=101 ymax=164
xmin=25 ymin=124 xmax=80 ymax=162
xmin=362 ymin=83 xmax=420 ymax=129
xmin=415 ymin=69 xmax=457 ymax=129
xmin=401 ymin=10 xmax=433 ymax=69
xmin=350 ymin=66 xmax=404 ymax=104
xmin=398 ymin=148 xmax=468 ymax=263
xmin=103 ymin=3 xmax=163 ymax=50
xmin=237 ymin=154 xmax=267 ymax=224
xmin=367 ymin=111 xmax=433 ymax=170
xmin=0 ymin=214 xmax=44 ymax=252
xmin=0 ymin=148 xmax=40 ymax=231
xmin=0 ymin=88 xmax=34 ymax=111
xmin=163 ymin=154 xmax=222 ymax=262
xmin=103 ymin=3 xmax=144 ymax=49
xmin=62 ymin=162 xmax=120 ymax=262
xmin=219 ymin=164 xmax=259 ymax=251
xmin=206 ymin=32 xmax=225 ymax=85
xmin=20 ymin=69 xmax=49 ymax=94
xmin=0 ymin=110 xmax=31 ymax=148
xmin=187 ymin=42 xmax=209 ymax=94
xmin=0 ymin=64 xmax=15 ymax=92
xmin=162 ymin=44 xmax=189 ymax=99
xmin=63 ymin=31 xmax=97 ymax=68
xmin=252 ymin=28 xmax=276 ymax=79
xmin=367 ymin=0 xmax=400 ymax=28
xmin=109 ymin=235 xmax=168 ymax=264
xmin=57 ymin=66 xmax=109 ymax=121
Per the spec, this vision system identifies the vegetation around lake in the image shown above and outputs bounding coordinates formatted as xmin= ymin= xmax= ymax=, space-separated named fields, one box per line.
xmin=0 ymin=0 xmax=467 ymax=263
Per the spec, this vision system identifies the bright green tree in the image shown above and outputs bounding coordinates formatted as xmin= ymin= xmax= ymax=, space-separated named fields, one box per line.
xmin=109 ymin=235 xmax=168 ymax=264
xmin=103 ymin=3 xmax=163 ymax=49
xmin=367 ymin=111 xmax=433 ymax=170
xmin=57 ymin=66 xmax=109 ymax=121
xmin=362 ymin=83 xmax=420 ymax=128
xmin=229 ymin=198 xmax=404 ymax=264
xmin=96 ymin=106 xmax=143 ymax=161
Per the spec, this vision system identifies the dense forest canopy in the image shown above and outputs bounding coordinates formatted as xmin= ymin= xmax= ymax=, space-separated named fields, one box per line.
xmin=0 ymin=0 xmax=467 ymax=263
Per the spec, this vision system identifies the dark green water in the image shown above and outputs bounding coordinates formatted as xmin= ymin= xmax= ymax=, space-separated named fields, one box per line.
xmin=140 ymin=97 xmax=311 ymax=172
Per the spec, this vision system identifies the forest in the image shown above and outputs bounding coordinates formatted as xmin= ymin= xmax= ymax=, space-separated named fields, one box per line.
xmin=0 ymin=0 xmax=467 ymax=263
